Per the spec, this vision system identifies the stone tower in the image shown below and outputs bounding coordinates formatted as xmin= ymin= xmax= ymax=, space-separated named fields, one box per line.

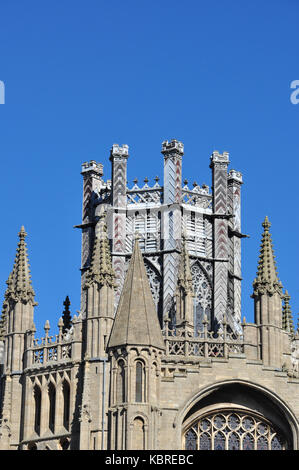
xmin=0 ymin=140 xmax=299 ymax=451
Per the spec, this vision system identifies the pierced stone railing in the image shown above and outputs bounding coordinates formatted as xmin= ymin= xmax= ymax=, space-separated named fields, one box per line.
xmin=27 ymin=318 xmax=74 ymax=367
xmin=127 ymin=180 xmax=163 ymax=206
xmin=182 ymin=185 xmax=213 ymax=210
xmin=162 ymin=316 xmax=244 ymax=360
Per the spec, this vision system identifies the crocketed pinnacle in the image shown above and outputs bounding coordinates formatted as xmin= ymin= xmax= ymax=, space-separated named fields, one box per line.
xmin=108 ymin=236 xmax=165 ymax=350
xmin=62 ymin=295 xmax=72 ymax=333
xmin=0 ymin=301 xmax=8 ymax=340
xmin=177 ymin=235 xmax=194 ymax=294
xmin=252 ymin=217 xmax=283 ymax=297
xmin=282 ymin=290 xmax=295 ymax=334
xmin=84 ymin=217 xmax=115 ymax=289
xmin=6 ymin=226 xmax=36 ymax=303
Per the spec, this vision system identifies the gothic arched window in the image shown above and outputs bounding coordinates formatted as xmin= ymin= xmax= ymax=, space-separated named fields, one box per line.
xmin=33 ymin=384 xmax=41 ymax=435
xmin=62 ymin=380 xmax=70 ymax=430
xmin=191 ymin=262 xmax=212 ymax=331
xmin=48 ymin=382 xmax=56 ymax=433
xmin=184 ymin=410 xmax=287 ymax=450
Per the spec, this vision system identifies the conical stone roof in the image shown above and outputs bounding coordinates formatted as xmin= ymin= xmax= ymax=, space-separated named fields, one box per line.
xmin=0 ymin=226 xmax=36 ymax=338
xmin=282 ymin=290 xmax=295 ymax=334
xmin=108 ymin=236 xmax=165 ymax=350
xmin=7 ymin=226 xmax=36 ymax=303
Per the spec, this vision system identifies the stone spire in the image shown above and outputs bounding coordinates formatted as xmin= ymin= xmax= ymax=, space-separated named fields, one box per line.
xmin=0 ymin=301 xmax=7 ymax=341
xmin=84 ymin=217 xmax=115 ymax=289
xmin=252 ymin=217 xmax=283 ymax=297
xmin=108 ymin=235 xmax=165 ymax=350
xmin=282 ymin=290 xmax=295 ymax=334
xmin=4 ymin=226 xmax=36 ymax=304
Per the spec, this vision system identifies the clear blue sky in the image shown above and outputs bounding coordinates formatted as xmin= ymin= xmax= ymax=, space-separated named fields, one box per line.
xmin=0 ymin=0 xmax=298 ymax=336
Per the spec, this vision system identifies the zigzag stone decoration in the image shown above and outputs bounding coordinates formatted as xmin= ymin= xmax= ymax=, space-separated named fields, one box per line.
xmin=109 ymin=145 xmax=129 ymax=309
xmin=78 ymin=142 xmax=244 ymax=336
xmin=80 ymin=161 xmax=103 ymax=315
xmin=210 ymin=151 xmax=229 ymax=327
xmin=161 ymin=140 xmax=183 ymax=320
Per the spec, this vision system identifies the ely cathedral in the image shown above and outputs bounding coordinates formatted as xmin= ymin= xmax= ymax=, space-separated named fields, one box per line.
xmin=0 ymin=140 xmax=298 ymax=450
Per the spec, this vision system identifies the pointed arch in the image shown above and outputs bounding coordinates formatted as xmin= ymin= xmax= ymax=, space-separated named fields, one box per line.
xmin=175 ymin=379 xmax=298 ymax=450
xmin=62 ymin=379 xmax=71 ymax=430
xmin=144 ymin=258 xmax=163 ymax=326
xmin=33 ymin=383 xmax=42 ymax=435
xmin=190 ymin=261 xmax=212 ymax=331
xmin=48 ymin=381 xmax=56 ymax=433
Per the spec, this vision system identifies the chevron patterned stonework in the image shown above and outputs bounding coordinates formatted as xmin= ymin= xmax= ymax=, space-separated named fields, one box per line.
xmin=210 ymin=151 xmax=229 ymax=328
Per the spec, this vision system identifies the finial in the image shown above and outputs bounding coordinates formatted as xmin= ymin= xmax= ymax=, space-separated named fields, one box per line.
xmin=18 ymin=225 xmax=27 ymax=239
xmin=262 ymin=216 xmax=271 ymax=231
xmin=154 ymin=176 xmax=160 ymax=183
xmin=144 ymin=177 xmax=148 ymax=184
xmin=44 ymin=320 xmax=50 ymax=334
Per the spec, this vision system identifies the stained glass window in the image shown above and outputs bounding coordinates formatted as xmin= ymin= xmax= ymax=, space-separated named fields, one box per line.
xmin=185 ymin=428 xmax=197 ymax=450
xmin=214 ymin=432 xmax=226 ymax=450
xmin=228 ymin=432 xmax=240 ymax=450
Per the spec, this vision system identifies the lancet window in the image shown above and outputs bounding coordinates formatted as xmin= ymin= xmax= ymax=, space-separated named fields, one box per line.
xmin=191 ymin=262 xmax=212 ymax=331
xmin=184 ymin=410 xmax=287 ymax=450
xmin=33 ymin=384 xmax=42 ymax=435
xmin=135 ymin=360 xmax=146 ymax=403
xmin=48 ymin=382 xmax=56 ymax=433
xmin=62 ymin=380 xmax=70 ymax=430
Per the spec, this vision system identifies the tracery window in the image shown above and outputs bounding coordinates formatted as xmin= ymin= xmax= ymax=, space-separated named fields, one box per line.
xmin=191 ymin=262 xmax=212 ymax=331
xmin=183 ymin=410 xmax=287 ymax=450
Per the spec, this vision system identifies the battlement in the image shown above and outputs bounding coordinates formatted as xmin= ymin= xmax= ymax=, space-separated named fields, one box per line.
xmin=210 ymin=150 xmax=230 ymax=165
xmin=81 ymin=160 xmax=103 ymax=176
xmin=110 ymin=143 xmax=129 ymax=159
xmin=228 ymin=169 xmax=243 ymax=184
xmin=161 ymin=139 xmax=184 ymax=156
